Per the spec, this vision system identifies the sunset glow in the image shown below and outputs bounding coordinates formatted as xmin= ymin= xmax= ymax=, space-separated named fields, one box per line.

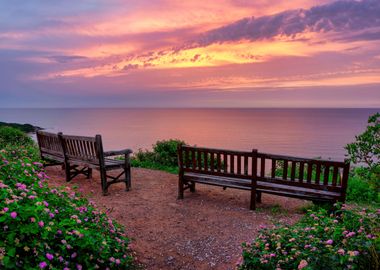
xmin=1 ymin=0 xmax=379 ymax=107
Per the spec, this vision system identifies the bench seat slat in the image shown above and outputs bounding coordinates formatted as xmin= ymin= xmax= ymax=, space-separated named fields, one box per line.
xmin=184 ymin=173 xmax=252 ymax=190
xmin=184 ymin=173 xmax=341 ymax=198
xmin=256 ymin=176 xmax=343 ymax=192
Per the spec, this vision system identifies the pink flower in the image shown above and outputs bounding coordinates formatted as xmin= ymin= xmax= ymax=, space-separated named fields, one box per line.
xmin=298 ymin=260 xmax=308 ymax=269
xmin=325 ymin=239 xmax=333 ymax=245
xmin=30 ymin=217 xmax=36 ymax=222
xmin=115 ymin=259 xmax=121 ymax=265
xmin=3 ymin=207 xmax=9 ymax=212
xmin=71 ymin=252 xmax=77 ymax=258
xmin=10 ymin=212 xmax=17 ymax=218
xmin=39 ymin=262 xmax=47 ymax=269
xmin=46 ymin=253 xmax=54 ymax=260
xmin=338 ymin=249 xmax=345 ymax=255
xmin=76 ymin=264 xmax=82 ymax=270
xmin=38 ymin=221 xmax=44 ymax=227
xmin=16 ymin=183 xmax=27 ymax=190
xmin=43 ymin=201 xmax=49 ymax=207
xmin=109 ymin=257 xmax=115 ymax=262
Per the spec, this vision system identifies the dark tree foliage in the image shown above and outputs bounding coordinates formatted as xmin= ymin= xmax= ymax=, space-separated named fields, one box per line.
xmin=345 ymin=113 xmax=379 ymax=172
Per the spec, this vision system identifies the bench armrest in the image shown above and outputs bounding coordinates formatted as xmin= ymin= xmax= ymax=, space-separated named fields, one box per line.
xmin=104 ymin=149 xmax=133 ymax=157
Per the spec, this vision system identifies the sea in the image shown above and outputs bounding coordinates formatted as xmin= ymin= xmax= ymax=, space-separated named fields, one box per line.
xmin=0 ymin=108 xmax=378 ymax=161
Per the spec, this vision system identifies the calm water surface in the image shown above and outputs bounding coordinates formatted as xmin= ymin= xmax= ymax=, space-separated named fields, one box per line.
xmin=0 ymin=108 xmax=378 ymax=160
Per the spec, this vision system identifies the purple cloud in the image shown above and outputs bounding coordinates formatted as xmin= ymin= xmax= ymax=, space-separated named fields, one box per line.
xmin=195 ymin=0 xmax=380 ymax=46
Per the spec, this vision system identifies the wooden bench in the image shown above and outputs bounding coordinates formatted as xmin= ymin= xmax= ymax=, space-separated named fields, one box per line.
xmin=178 ymin=145 xmax=258 ymax=209
xmin=36 ymin=131 xmax=65 ymax=166
xmin=59 ymin=134 xmax=132 ymax=195
xmin=177 ymin=145 xmax=350 ymax=210
xmin=36 ymin=131 xmax=133 ymax=195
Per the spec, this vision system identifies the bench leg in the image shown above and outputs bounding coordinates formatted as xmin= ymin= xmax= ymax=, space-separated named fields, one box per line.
xmin=65 ymin=162 xmax=71 ymax=182
xmin=189 ymin=182 xmax=196 ymax=192
xmin=125 ymin=165 xmax=131 ymax=192
xmin=250 ymin=188 xmax=256 ymax=210
xmin=256 ymin=191 xmax=262 ymax=203
xmin=178 ymin=176 xmax=184 ymax=199
xmin=124 ymin=154 xmax=131 ymax=191
xmin=87 ymin=168 xmax=92 ymax=179
xmin=100 ymin=169 xmax=108 ymax=196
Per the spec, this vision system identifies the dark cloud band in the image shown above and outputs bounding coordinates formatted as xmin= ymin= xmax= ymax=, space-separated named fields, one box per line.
xmin=195 ymin=0 xmax=380 ymax=46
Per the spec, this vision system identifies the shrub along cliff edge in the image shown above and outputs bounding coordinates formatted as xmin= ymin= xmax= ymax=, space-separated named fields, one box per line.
xmin=0 ymin=127 xmax=137 ymax=269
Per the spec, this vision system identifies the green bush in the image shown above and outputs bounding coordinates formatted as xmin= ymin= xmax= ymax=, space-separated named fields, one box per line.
xmin=347 ymin=167 xmax=379 ymax=204
xmin=153 ymin=139 xmax=183 ymax=167
xmin=131 ymin=139 xmax=185 ymax=173
xmin=238 ymin=204 xmax=380 ymax=270
xmin=0 ymin=126 xmax=34 ymax=148
xmin=0 ymin=146 xmax=136 ymax=269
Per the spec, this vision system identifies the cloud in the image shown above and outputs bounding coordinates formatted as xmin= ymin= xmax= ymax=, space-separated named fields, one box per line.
xmin=122 ymin=63 xmax=139 ymax=71
xmin=49 ymin=55 xmax=87 ymax=64
xmin=195 ymin=0 xmax=380 ymax=46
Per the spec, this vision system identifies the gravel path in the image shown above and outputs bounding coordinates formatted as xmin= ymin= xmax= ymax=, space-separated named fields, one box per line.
xmin=46 ymin=167 xmax=306 ymax=270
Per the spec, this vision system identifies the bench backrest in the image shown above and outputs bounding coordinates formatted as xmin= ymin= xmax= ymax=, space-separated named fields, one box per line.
xmin=59 ymin=134 xmax=104 ymax=166
xmin=256 ymin=152 xmax=350 ymax=194
xmin=36 ymin=131 xmax=64 ymax=160
xmin=178 ymin=145 xmax=350 ymax=197
xmin=178 ymin=145 xmax=257 ymax=180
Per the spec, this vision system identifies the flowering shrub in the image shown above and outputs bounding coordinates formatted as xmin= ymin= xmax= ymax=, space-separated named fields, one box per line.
xmin=0 ymin=147 xmax=137 ymax=269
xmin=239 ymin=205 xmax=379 ymax=270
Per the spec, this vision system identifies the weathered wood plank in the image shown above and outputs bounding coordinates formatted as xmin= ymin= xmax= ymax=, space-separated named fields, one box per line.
xmin=332 ymin=166 xmax=338 ymax=186
xmin=260 ymin=157 xmax=265 ymax=178
xmin=197 ymin=150 xmax=202 ymax=170
xmin=315 ymin=163 xmax=321 ymax=184
xmin=291 ymin=161 xmax=296 ymax=181
xmin=244 ymin=155 xmax=249 ymax=175
xmin=323 ymin=165 xmax=330 ymax=185
xmin=230 ymin=154 xmax=235 ymax=174
xmin=271 ymin=159 xmax=276 ymax=178
xmin=217 ymin=153 xmax=221 ymax=173
xmin=223 ymin=153 xmax=228 ymax=173
xmin=299 ymin=161 xmax=304 ymax=182
xmin=210 ymin=152 xmax=215 ymax=172
xmin=307 ymin=163 xmax=313 ymax=183
xmin=237 ymin=154 xmax=242 ymax=175
xmin=283 ymin=160 xmax=288 ymax=180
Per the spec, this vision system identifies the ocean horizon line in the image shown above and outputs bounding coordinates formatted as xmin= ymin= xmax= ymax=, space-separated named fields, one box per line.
xmin=1 ymin=107 xmax=379 ymax=110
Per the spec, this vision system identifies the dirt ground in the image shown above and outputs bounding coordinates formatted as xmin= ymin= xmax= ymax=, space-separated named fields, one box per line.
xmin=46 ymin=167 xmax=306 ymax=270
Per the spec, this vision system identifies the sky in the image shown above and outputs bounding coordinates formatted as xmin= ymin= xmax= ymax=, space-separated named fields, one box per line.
xmin=0 ymin=0 xmax=380 ymax=108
